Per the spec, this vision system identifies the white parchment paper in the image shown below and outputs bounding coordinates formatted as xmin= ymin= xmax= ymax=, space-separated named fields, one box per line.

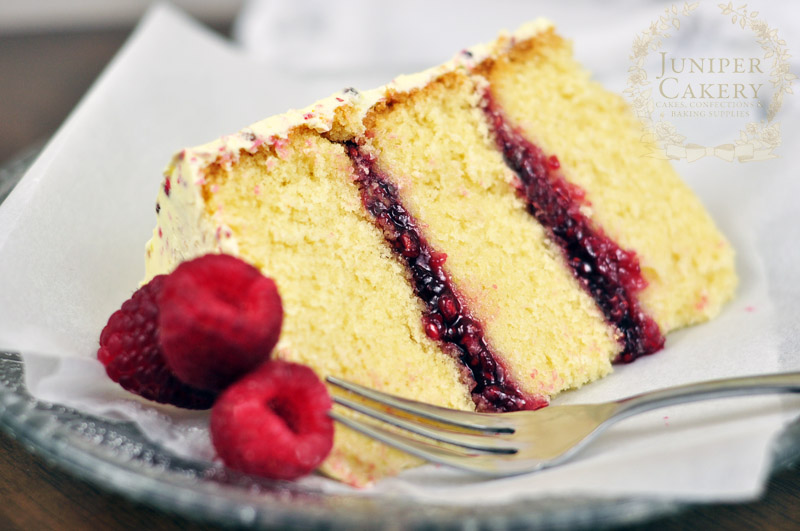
xmin=0 ymin=2 xmax=798 ymax=504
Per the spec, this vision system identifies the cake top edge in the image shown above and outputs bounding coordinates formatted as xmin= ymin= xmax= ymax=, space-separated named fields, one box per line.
xmin=167 ymin=18 xmax=556 ymax=173
xmin=462 ymin=17 xmax=555 ymax=66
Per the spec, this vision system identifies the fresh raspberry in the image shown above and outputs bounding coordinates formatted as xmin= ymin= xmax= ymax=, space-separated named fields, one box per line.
xmin=158 ymin=254 xmax=283 ymax=391
xmin=97 ymin=276 xmax=216 ymax=409
xmin=210 ymin=360 xmax=334 ymax=480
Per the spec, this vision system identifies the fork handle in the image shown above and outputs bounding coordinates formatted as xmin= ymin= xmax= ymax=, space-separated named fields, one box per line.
xmin=615 ymin=371 xmax=800 ymax=420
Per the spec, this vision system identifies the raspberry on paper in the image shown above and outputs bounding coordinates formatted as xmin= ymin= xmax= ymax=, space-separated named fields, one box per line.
xmin=97 ymin=275 xmax=216 ymax=409
xmin=158 ymin=254 xmax=283 ymax=391
xmin=210 ymin=360 xmax=334 ymax=481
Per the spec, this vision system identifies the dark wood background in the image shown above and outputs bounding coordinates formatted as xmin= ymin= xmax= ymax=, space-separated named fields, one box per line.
xmin=0 ymin=23 xmax=798 ymax=531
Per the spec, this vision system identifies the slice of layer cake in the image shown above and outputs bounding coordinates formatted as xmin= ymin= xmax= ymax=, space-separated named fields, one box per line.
xmin=144 ymin=20 xmax=736 ymax=486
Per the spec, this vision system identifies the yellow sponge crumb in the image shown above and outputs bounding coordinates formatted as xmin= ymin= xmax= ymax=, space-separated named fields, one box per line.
xmin=479 ymin=29 xmax=737 ymax=332
xmin=201 ymin=129 xmax=475 ymax=485
xmin=363 ymin=72 xmax=618 ymax=399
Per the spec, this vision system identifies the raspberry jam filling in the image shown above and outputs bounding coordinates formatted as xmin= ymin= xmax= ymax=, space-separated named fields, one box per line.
xmin=483 ymin=94 xmax=664 ymax=362
xmin=346 ymin=144 xmax=546 ymax=412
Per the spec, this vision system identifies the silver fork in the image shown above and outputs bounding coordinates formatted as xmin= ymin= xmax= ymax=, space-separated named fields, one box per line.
xmin=327 ymin=372 xmax=800 ymax=477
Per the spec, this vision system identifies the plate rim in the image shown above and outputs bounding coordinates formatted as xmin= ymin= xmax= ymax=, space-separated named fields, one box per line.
xmin=0 ymin=351 xmax=691 ymax=530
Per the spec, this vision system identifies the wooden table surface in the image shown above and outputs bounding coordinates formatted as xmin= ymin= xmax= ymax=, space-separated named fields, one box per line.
xmin=1 ymin=24 xmax=799 ymax=531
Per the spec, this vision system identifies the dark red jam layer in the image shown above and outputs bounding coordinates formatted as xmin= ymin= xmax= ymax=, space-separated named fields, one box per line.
xmin=483 ymin=94 xmax=664 ymax=362
xmin=346 ymin=143 xmax=546 ymax=412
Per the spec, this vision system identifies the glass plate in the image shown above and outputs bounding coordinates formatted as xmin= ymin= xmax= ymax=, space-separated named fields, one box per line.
xmin=1 ymin=151 xmax=799 ymax=529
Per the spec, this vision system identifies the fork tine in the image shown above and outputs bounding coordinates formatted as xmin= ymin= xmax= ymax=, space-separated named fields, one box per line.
xmin=326 ymin=376 xmax=514 ymax=433
xmin=332 ymin=394 xmax=517 ymax=454
xmin=328 ymin=410 xmax=516 ymax=476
